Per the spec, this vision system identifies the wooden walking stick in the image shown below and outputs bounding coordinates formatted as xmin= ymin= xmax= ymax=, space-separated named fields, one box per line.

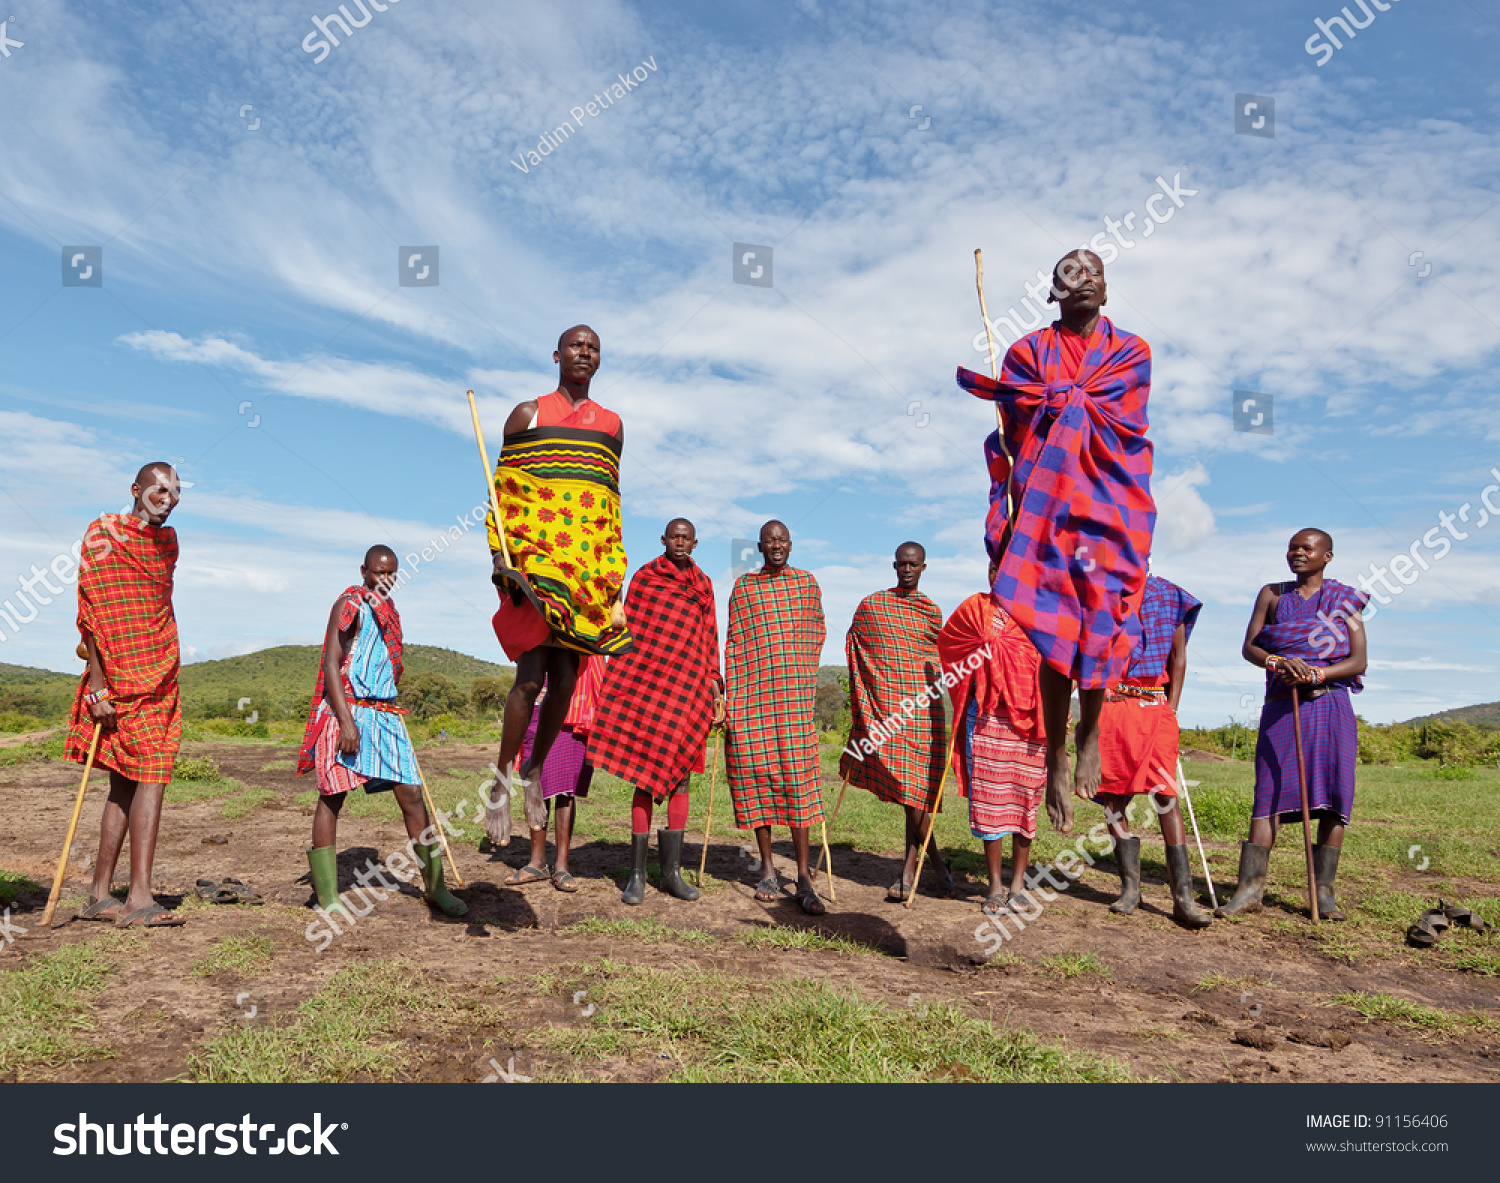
xmin=405 ymin=733 xmax=464 ymax=887
xmin=905 ymin=718 xmax=961 ymax=910
xmin=818 ymin=819 xmax=837 ymax=903
xmin=41 ymin=722 xmax=102 ymax=927
xmin=696 ymin=733 xmax=720 ymax=887
xmin=1176 ymin=756 xmax=1218 ymax=911
xmin=1290 ymin=685 xmax=1320 ymax=922
xmin=810 ymin=775 xmax=848 ymax=882
xmin=974 ymin=249 xmax=1016 ymax=525
xmin=467 ymin=389 xmax=513 ymax=570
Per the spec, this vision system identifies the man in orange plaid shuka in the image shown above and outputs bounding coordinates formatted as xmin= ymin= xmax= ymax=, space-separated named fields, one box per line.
xmin=65 ymin=463 xmax=188 ymax=928
xmin=725 ymin=520 xmax=828 ymax=916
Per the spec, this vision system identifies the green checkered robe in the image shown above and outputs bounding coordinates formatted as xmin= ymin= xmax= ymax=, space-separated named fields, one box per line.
xmin=725 ymin=566 xmax=826 ymax=828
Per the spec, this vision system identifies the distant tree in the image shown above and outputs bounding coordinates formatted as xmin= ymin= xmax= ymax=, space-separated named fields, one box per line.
xmin=814 ymin=678 xmax=849 ymax=733
xmin=403 ymin=672 xmax=469 ymax=720
xmin=471 ymin=675 xmax=513 ymax=715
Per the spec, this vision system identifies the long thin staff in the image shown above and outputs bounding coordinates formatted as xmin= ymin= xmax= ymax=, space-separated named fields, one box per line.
xmin=696 ymin=734 xmax=720 ymax=887
xmin=41 ymin=723 xmax=102 ymax=927
xmin=406 ymin=730 xmax=464 ymax=887
xmin=810 ymin=775 xmax=848 ymax=881
xmin=905 ymin=719 xmax=961 ymax=910
xmin=467 ymin=389 xmax=512 ymax=569
xmin=1176 ymin=756 xmax=1217 ymax=911
xmin=974 ymin=249 xmax=1015 ymax=525
xmin=1290 ymin=686 xmax=1320 ymax=922
xmin=818 ymin=819 xmax=837 ymax=903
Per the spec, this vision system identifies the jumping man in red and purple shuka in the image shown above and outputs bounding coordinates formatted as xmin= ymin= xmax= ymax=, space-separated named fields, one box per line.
xmin=957 ymin=249 xmax=1155 ymax=834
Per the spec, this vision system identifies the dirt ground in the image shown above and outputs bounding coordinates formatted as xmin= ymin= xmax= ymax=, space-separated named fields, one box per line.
xmin=3 ymin=740 xmax=1496 ymax=1083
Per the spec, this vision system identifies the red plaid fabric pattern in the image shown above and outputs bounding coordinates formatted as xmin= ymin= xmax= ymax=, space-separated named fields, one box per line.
xmin=725 ymin=567 xmax=825 ymax=829
xmin=297 ymin=585 xmax=406 ymax=777
xmin=1123 ymin=574 xmax=1201 ymax=682
xmin=65 ymin=514 xmax=182 ymax=783
xmin=839 ymin=588 xmax=946 ymax=810
xmin=957 ymin=316 xmax=1156 ymax=689
xmin=587 ymin=555 xmax=723 ymax=800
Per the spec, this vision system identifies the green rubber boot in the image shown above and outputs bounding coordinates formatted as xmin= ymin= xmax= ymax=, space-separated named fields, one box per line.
xmin=417 ymin=843 xmax=468 ymax=918
xmin=306 ymin=846 xmax=348 ymax=916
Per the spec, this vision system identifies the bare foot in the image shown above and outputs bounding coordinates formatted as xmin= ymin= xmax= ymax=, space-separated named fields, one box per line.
xmin=483 ymin=765 xmax=513 ymax=847
xmin=1073 ymin=723 xmax=1102 ymax=804
xmin=1045 ymin=746 xmax=1074 ymax=833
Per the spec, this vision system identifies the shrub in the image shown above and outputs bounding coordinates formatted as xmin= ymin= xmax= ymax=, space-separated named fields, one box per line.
xmin=402 ymin=672 xmax=469 ymax=720
xmin=1356 ymin=719 xmax=1420 ymax=765
xmin=173 ymin=755 xmax=222 ymax=782
xmin=470 ymin=675 xmax=512 ymax=715
xmin=814 ymin=679 xmax=849 ymax=733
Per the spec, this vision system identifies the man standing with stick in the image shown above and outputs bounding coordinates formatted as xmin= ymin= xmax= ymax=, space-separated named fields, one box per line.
xmin=839 ymin=542 xmax=950 ymax=901
xmin=477 ymin=326 xmax=632 ymax=844
xmin=587 ymin=519 xmax=724 ymax=904
xmin=725 ymin=521 xmax=829 ymax=915
xmin=1094 ymin=571 xmax=1212 ymax=928
xmin=66 ymin=464 xmax=187 ymax=928
xmin=1218 ymin=529 xmax=1368 ymax=920
xmin=959 ymin=250 xmax=1155 ymax=835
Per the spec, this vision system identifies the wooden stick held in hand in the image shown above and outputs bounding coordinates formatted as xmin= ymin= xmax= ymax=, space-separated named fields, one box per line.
xmin=697 ymin=734 xmax=720 ymax=887
xmin=408 ymin=737 xmax=464 ymax=887
xmin=905 ymin=718 xmax=960 ymax=910
xmin=41 ymin=722 xmax=102 ymax=927
xmin=810 ymin=775 xmax=848 ymax=882
xmin=1291 ymin=685 xmax=1320 ymax=923
xmin=467 ymin=389 xmax=512 ymax=570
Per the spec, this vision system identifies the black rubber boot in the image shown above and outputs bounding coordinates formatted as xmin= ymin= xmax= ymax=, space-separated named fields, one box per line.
xmin=657 ymin=829 xmax=700 ymax=901
xmin=1313 ymin=844 xmax=1347 ymax=921
xmin=620 ymin=833 xmax=649 ymax=906
xmin=1109 ymin=836 xmax=1141 ymax=914
xmin=1165 ymin=844 xmax=1212 ymax=929
xmin=1215 ymin=841 xmax=1270 ymax=917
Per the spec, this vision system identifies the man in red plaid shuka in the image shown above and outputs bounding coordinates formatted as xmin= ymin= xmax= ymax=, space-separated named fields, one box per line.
xmin=65 ymin=464 xmax=187 ymax=928
xmin=588 ymin=519 xmax=725 ymax=905
xmin=840 ymin=542 xmax=950 ymax=901
xmin=956 ymin=249 xmax=1155 ymax=834
xmin=726 ymin=521 xmax=828 ymax=915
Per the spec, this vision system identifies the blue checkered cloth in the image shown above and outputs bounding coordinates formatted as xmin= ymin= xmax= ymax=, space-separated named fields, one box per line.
xmin=1124 ymin=575 xmax=1201 ymax=681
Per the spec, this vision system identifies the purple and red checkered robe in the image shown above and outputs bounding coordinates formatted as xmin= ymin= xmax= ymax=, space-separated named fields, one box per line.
xmin=587 ymin=555 xmax=723 ymax=801
xmin=1124 ymin=575 xmax=1201 ymax=683
xmin=725 ymin=566 xmax=825 ymax=829
xmin=838 ymin=588 xmax=946 ymax=811
xmin=65 ymin=514 xmax=182 ymax=783
xmin=958 ymin=317 xmax=1156 ymax=689
xmin=1252 ymin=578 xmax=1369 ymax=823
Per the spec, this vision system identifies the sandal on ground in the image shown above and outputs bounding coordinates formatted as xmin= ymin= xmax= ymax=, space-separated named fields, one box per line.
xmin=887 ymin=879 xmax=912 ymax=903
xmin=1441 ymin=900 xmax=1487 ymax=933
xmin=115 ymin=903 xmax=185 ymax=928
xmin=551 ymin=869 xmax=580 ymax=893
xmin=195 ymin=877 xmax=265 ymax=905
xmin=795 ymin=886 xmax=826 ymax=915
xmin=754 ymin=876 xmax=780 ymax=903
xmin=981 ymin=891 xmax=1011 ymax=918
xmin=79 ymin=896 xmax=124 ymax=921
xmin=1406 ymin=907 xmax=1451 ymax=948
xmin=504 ymin=864 xmax=551 ymax=887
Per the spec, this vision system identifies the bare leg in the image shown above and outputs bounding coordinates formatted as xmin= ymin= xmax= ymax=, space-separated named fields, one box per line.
xmin=1073 ymin=687 xmax=1105 ymax=803
xmin=121 ymin=779 xmax=169 ymax=915
xmin=1153 ymin=791 xmax=1187 ymax=847
xmin=391 ymin=783 xmax=430 ymax=843
xmin=553 ymin=796 xmax=574 ymax=875
xmin=312 ymin=791 xmax=346 ymax=849
xmin=1316 ymin=817 xmax=1345 ymax=849
xmin=983 ymin=837 xmax=1006 ymax=899
xmin=1097 ymin=793 xmax=1132 ymax=841
xmin=1038 ymin=664 xmax=1076 ymax=832
xmin=753 ymin=825 xmax=777 ymax=890
xmin=1007 ymin=835 xmax=1033 ymax=897
xmin=520 ymin=649 xmax=579 ymax=778
xmin=791 ymin=826 xmax=813 ymax=893
xmin=88 ymin=772 xmax=135 ymax=915
xmin=1248 ymin=816 xmax=1278 ymax=847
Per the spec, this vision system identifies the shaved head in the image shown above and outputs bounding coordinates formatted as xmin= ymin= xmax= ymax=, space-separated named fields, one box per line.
xmin=557 ymin=323 xmax=598 ymax=351
xmin=1297 ymin=528 xmax=1333 ymax=551
xmin=134 ymin=461 xmax=175 ymax=488
xmin=665 ymin=517 xmax=696 ymax=538
xmin=895 ymin=541 xmax=925 ymax=562
xmin=364 ymin=544 xmax=397 ymax=568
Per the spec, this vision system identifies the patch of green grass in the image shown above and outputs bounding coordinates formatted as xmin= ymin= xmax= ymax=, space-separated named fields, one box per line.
xmin=1428 ymin=763 xmax=1477 ymax=781
xmin=562 ymin=916 xmax=718 ymax=948
xmin=191 ymin=935 xmax=274 ymax=978
xmin=984 ymin=950 xmax=1028 ymax=971
xmin=259 ymin=759 xmax=296 ymax=772
xmin=1327 ymin=990 xmax=1499 ymax=1039
xmin=0 ymin=869 xmax=41 ymax=908
xmin=0 ymin=733 xmax=65 ymax=767
xmin=1191 ymin=972 xmax=1273 ymax=993
xmin=189 ymin=960 xmax=502 ymax=1082
xmin=1448 ymin=944 xmax=1500 ymax=977
xmin=173 ymin=755 xmax=222 ymax=781
xmin=738 ymin=925 xmax=881 ymax=956
xmin=220 ymin=788 xmax=276 ymax=821
xmin=1037 ymin=951 xmax=1112 ymax=980
xmin=538 ymin=957 xmax=1131 ymax=1083
xmin=0 ymin=933 xmax=142 ymax=1077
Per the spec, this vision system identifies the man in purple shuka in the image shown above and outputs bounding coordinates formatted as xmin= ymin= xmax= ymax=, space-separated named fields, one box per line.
xmin=1218 ymin=529 xmax=1369 ymax=921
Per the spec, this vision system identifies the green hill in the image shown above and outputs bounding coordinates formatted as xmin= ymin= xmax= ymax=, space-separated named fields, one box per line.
xmin=0 ymin=646 xmax=514 ymax=726
xmin=1402 ymin=701 xmax=1500 ymax=730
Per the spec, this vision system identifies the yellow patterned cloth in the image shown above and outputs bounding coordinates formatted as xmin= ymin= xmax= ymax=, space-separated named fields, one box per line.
xmin=485 ymin=426 xmax=632 ymax=655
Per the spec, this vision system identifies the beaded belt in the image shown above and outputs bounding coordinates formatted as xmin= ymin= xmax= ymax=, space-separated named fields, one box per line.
xmin=351 ymin=698 xmax=410 ymax=716
xmin=1106 ymin=684 xmax=1167 ymax=704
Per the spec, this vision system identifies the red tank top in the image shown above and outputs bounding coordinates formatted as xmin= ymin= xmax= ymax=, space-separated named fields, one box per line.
xmin=1057 ymin=327 xmax=1091 ymax=380
xmin=535 ymin=390 xmax=621 ymax=437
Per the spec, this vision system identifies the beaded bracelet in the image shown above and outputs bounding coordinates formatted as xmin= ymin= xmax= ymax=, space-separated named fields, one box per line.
xmin=1265 ymin=655 xmax=1282 ymax=671
xmin=84 ymin=689 xmax=110 ymax=705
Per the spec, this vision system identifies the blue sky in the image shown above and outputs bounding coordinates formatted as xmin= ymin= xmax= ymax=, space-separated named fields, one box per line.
xmin=1 ymin=0 xmax=1497 ymax=726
